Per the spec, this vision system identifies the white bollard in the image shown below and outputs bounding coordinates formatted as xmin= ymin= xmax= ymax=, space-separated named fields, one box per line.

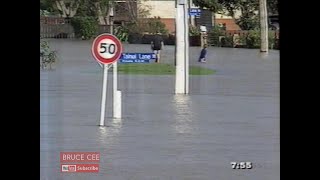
xmin=99 ymin=64 xmax=108 ymax=126
xmin=114 ymin=90 xmax=122 ymax=118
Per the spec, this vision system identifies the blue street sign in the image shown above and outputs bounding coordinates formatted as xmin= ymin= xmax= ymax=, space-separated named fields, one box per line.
xmin=120 ymin=53 xmax=156 ymax=63
xmin=189 ymin=8 xmax=201 ymax=17
xmin=189 ymin=8 xmax=201 ymax=13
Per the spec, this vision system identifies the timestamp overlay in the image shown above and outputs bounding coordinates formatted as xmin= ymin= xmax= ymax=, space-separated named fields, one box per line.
xmin=231 ymin=162 xmax=253 ymax=169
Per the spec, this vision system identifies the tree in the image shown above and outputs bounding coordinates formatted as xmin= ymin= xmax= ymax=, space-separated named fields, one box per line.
xmin=194 ymin=0 xmax=270 ymax=17
xmin=93 ymin=0 xmax=111 ymax=25
xmin=43 ymin=0 xmax=114 ymax=25
xmin=267 ymin=0 xmax=278 ymax=15
xmin=192 ymin=0 xmax=223 ymax=12
xmin=42 ymin=0 xmax=80 ymax=18
xmin=76 ymin=0 xmax=112 ymax=25
xmin=193 ymin=0 xmax=277 ymax=30
xmin=55 ymin=0 xmax=80 ymax=18
xmin=114 ymin=0 xmax=151 ymax=23
xmin=40 ymin=0 xmax=54 ymax=11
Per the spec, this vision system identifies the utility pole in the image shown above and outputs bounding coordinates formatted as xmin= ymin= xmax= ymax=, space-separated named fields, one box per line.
xmin=110 ymin=4 xmax=121 ymax=119
xmin=189 ymin=0 xmax=195 ymax=26
xmin=175 ymin=0 xmax=189 ymax=94
xmin=260 ymin=0 xmax=268 ymax=52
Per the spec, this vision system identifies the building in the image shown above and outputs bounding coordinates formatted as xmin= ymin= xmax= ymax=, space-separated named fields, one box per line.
xmin=214 ymin=12 xmax=242 ymax=31
xmin=141 ymin=0 xmax=242 ymax=32
xmin=140 ymin=0 xmax=176 ymax=33
xmin=114 ymin=0 xmax=244 ymax=33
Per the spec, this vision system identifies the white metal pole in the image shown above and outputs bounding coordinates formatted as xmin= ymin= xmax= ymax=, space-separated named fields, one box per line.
xmin=184 ymin=2 xmax=189 ymax=94
xmin=175 ymin=0 xmax=186 ymax=94
xmin=114 ymin=90 xmax=122 ymax=118
xmin=100 ymin=64 xmax=108 ymax=126
xmin=189 ymin=0 xmax=195 ymax=26
xmin=175 ymin=0 xmax=188 ymax=94
xmin=260 ymin=0 xmax=268 ymax=52
xmin=113 ymin=60 xmax=118 ymax=118
xmin=110 ymin=13 xmax=119 ymax=118
xmin=109 ymin=5 xmax=121 ymax=118
xmin=98 ymin=62 xmax=103 ymax=68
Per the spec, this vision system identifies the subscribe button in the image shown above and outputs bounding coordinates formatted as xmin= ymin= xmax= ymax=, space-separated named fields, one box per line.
xmin=60 ymin=152 xmax=100 ymax=163
xmin=61 ymin=164 xmax=99 ymax=173
xmin=60 ymin=152 xmax=100 ymax=173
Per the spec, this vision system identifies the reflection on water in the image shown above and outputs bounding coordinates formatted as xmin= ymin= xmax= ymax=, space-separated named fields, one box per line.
xmin=259 ymin=52 xmax=279 ymax=59
xmin=172 ymin=95 xmax=195 ymax=134
xmin=97 ymin=118 xmax=122 ymax=145
xmin=259 ymin=51 xmax=270 ymax=59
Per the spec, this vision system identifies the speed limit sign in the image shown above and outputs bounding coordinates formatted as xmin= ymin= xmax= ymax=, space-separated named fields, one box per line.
xmin=91 ymin=33 xmax=123 ymax=64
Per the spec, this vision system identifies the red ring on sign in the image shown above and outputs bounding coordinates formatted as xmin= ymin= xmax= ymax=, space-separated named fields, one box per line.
xmin=91 ymin=34 xmax=122 ymax=64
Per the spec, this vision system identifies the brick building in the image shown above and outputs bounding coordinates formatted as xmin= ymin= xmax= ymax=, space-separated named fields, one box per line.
xmin=137 ymin=0 xmax=241 ymax=33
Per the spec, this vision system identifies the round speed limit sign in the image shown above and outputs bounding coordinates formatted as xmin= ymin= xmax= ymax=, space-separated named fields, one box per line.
xmin=92 ymin=34 xmax=123 ymax=64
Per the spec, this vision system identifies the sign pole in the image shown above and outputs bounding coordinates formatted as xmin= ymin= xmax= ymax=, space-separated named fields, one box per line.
xmin=113 ymin=61 xmax=121 ymax=118
xmin=184 ymin=0 xmax=189 ymax=94
xmin=100 ymin=64 xmax=109 ymax=126
xmin=92 ymin=33 xmax=123 ymax=125
xmin=175 ymin=0 xmax=189 ymax=94
xmin=189 ymin=0 xmax=195 ymax=26
xmin=109 ymin=6 xmax=121 ymax=119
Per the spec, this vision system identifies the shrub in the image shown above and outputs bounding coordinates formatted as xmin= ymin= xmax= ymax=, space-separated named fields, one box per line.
xmin=189 ymin=25 xmax=200 ymax=36
xmin=236 ymin=15 xmax=259 ymax=30
xmin=126 ymin=17 xmax=169 ymax=43
xmin=243 ymin=30 xmax=278 ymax=49
xmin=147 ymin=17 xmax=168 ymax=35
xmin=127 ymin=17 xmax=168 ymax=35
xmin=246 ymin=29 xmax=260 ymax=48
xmin=40 ymin=39 xmax=50 ymax=54
xmin=220 ymin=35 xmax=234 ymax=47
xmin=114 ymin=26 xmax=129 ymax=42
xmin=238 ymin=35 xmax=247 ymax=46
xmin=127 ymin=33 xmax=143 ymax=44
xmin=40 ymin=39 xmax=57 ymax=69
xmin=71 ymin=16 xmax=98 ymax=40
xmin=268 ymin=31 xmax=276 ymax=49
xmin=207 ymin=26 xmax=225 ymax=46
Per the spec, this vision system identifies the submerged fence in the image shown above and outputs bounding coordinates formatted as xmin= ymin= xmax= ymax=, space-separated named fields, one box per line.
xmin=40 ymin=17 xmax=279 ymax=49
xmin=40 ymin=17 xmax=111 ymax=38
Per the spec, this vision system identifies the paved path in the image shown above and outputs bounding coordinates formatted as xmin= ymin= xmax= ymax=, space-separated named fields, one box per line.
xmin=41 ymin=39 xmax=279 ymax=180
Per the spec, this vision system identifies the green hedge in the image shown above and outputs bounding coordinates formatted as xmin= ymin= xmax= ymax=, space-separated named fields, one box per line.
xmin=245 ymin=30 xmax=278 ymax=49
xmin=207 ymin=26 xmax=225 ymax=46
xmin=71 ymin=16 xmax=98 ymax=40
xmin=207 ymin=28 xmax=279 ymax=49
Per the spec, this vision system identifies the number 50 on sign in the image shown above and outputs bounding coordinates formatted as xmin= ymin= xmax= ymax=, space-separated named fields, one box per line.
xmin=92 ymin=34 xmax=123 ymax=65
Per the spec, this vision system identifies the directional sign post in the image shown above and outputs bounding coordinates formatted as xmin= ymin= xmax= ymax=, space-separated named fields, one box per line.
xmin=189 ymin=8 xmax=201 ymax=18
xmin=120 ymin=53 xmax=157 ymax=63
xmin=92 ymin=33 xmax=123 ymax=126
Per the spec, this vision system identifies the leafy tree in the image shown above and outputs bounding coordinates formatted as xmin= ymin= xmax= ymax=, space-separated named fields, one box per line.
xmin=92 ymin=0 xmax=111 ymax=25
xmin=71 ymin=16 xmax=98 ymax=39
xmin=193 ymin=0 xmax=278 ymax=30
xmin=267 ymin=0 xmax=278 ymax=15
xmin=76 ymin=0 xmax=112 ymax=25
xmin=236 ymin=13 xmax=259 ymax=30
xmin=41 ymin=0 xmax=80 ymax=18
xmin=42 ymin=0 xmax=114 ymax=25
xmin=192 ymin=0 xmax=223 ymax=12
xmin=114 ymin=0 xmax=151 ymax=23
xmin=40 ymin=0 xmax=53 ymax=11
